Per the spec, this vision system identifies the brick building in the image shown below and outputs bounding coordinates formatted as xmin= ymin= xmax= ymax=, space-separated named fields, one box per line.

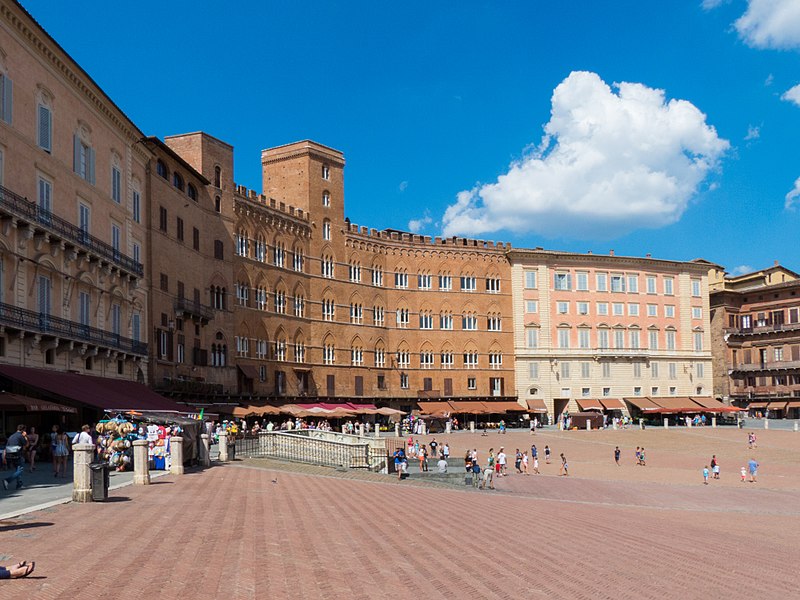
xmin=709 ymin=263 xmax=800 ymax=418
xmin=510 ymin=249 xmax=715 ymax=419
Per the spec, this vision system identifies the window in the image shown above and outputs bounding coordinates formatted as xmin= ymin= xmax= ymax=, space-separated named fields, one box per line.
xmin=467 ymin=377 xmax=477 ymax=390
xmin=525 ymin=300 xmax=538 ymax=313
xmin=487 ymin=315 xmax=502 ymax=331
xmin=187 ymin=183 xmax=197 ymax=201
xmin=665 ymin=305 xmax=675 ymax=318
xmin=633 ymin=362 xmax=641 ymax=378
xmin=322 ymin=256 xmax=335 ymax=278
xmin=111 ymin=165 xmax=122 ymax=203
xmin=275 ymin=290 xmax=286 ymax=314
xmin=627 ymin=275 xmax=639 ymax=293
xmin=529 ymin=362 xmax=539 ymax=379
xmin=273 ymin=242 xmax=285 ymax=267
xmin=371 ymin=266 xmax=383 ymax=286
xmin=159 ymin=206 xmax=168 ymax=232
xmin=441 ymin=352 xmax=454 ymax=369
xmin=666 ymin=330 xmax=676 ymax=350
xmin=628 ymin=303 xmax=639 ymax=316
xmin=462 ymin=314 xmax=477 ymax=330
xmin=111 ymin=223 xmax=121 ymax=256
xmin=557 ymin=329 xmax=570 ymax=349
xmin=597 ymin=302 xmax=608 ymax=316
xmin=611 ymin=274 xmax=625 ymax=293
xmin=394 ymin=271 xmax=408 ymax=288
xmin=596 ymin=272 xmax=608 ymax=292
xmin=440 ymin=312 xmax=453 ymax=330
xmin=131 ymin=312 xmax=140 ymax=342
xmin=215 ymin=196 xmax=221 ymax=212
xmin=214 ymin=240 xmax=224 ymax=260
xmin=693 ymin=332 xmax=703 ymax=351
xmin=630 ymin=329 xmax=640 ymax=349
xmin=581 ymin=387 xmax=590 ymax=398
xmin=668 ymin=362 xmax=677 ymax=379
xmin=489 ymin=353 xmax=503 ymax=369
xmin=581 ymin=362 xmax=591 ymax=378
xmin=614 ymin=329 xmax=625 ymax=349
xmin=397 ymin=351 xmax=410 ymax=368
xmin=375 ymin=348 xmax=385 ymax=368
xmin=602 ymin=363 xmax=611 ymax=378
xmin=193 ymin=227 xmax=200 ymax=251
xmin=132 ymin=190 xmax=141 ymax=223
xmin=78 ymin=203 xmax=90 ymax=239
xmin=294 ymin=295 xmax=305 ymax=317
xmin=396 ymin=308 xmax=409 ymax=328
xmin=78 ymin=292 xmax=90 ymax=326
xmin=604 ymin=386 xmax=612 ymax=397
xmin=176 ymin=217 xmax=184 ymax=242
xmin=38 ymin=103 xmax=52 ymax=152
xmin=351 ymin=347 xmax=363 ymax=366
xmin=400 ymin=373 xmax=409 ymax=389
xmin=294 ymin=343 xmax=305 ymax=363
xmin=322 ymin=164 xmax=330 ymax=180
xmin=632 ymin=386 xmax=641 ymax=396
xmin=576 ymin=272 xmax=589 ymax=291
xmin=255 ymin=339 xmax=267 ymax=359
xmin=160 ymin=273 xmax=168 ymax=292
xmin=323 ymin=343 xmax=336 ymax=365
xmin=322 ymin=191 xmax=330 ymax=207
xmin=255 ymin=287 xmax=267 ymax=311
xmin=463 ymin=351 xmax=479 ymax=368
xmin=647 ymin=304 xmax=657 ymax=317
xmin=419 ymin=312 xmax=433 ymax=329
xmin=236 ymin=336 xmax=250 ymax=357
xmin=526 ymin=328 xmax=539 ymax=349
xmin=486 ymin=277 xmax=501 ymax=293
xmin=322 ymin=299 xmax=335 ymax=321
xmin=691 ymin=279 xmax=701 ymax=297
xmin=646 ymin=276 xmax=657 ymax=294
xmin=236 ymin=230 xmax=249 ymax=256
xmin=373 ymin=306 xmax=384 ymax=326
xmin=322 ymin=220 xmax=331 ymax=240
xmin=669 ymin=386 xmax=677 ymax=396
xmin=557 ymin=301 xmax=569 ymax=314
xmin=210 ymin=286 xmax=226 ymax=310
xmin=235 ymin=282 xmax=249 ymax=306
xmin=439 ymin=274 xmax=452 ymax=291
xmin=460 ymin=275 xmax=476 ymax=291
xmin=349 ymin=262 xmax=362 ymax=283
xmin=598 ymin=329 xmax=609 ymax=349
xmin=350 ymin=303 xmax=363 ymax=324
xmin=293 ymin=250 xmax=304 ymax=272
xmin=578 ymin=329 xmax=590 ymax=349
xmin=554 ymin=272 xmax=571 ymax=291
xmin=418 ymin=274 xmax=432 ymax=289
xmin=651 ymin=386 xmax=659 ymax=396
xmin=0 ymin=74 xmax=12 ymax=125
xmin=524 ymin=271 xmax=537 ymax=289
xmin=420 ymin=351 xmax=435 ymax=369
xmin=214 ymin=166 xmax=221 ymax=188
xmin=696 ymin=362 xmax=705 ymax=377
xmin=664 ymin=277 xmax=674 ymax=295
xmin=651 ymin=361 xmax=659 ymax=377
xmin=73 ymin=134 xmax=95 ymax=183
xmin=38 ymin=175 xmax=52 ymax=214
xmin=649 ymin=330 xmax=658 ymax=350
xmin=577 ymin=302 xmax=589 ymax=315
xmin=561 ymin=362 xmax=570 ymax=379
xmin=612 ymin=303 xmax=624 ymax=316
xmin=692 ymin=307 xmax=702 ymax=319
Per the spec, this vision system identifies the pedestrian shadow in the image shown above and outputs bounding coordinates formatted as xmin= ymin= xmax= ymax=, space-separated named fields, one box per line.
xmin=0 ymin=521 xmax=54 ymax=532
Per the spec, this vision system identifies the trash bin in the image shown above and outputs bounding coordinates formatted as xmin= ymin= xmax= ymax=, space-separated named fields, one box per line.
xmin=227 ymin=442 xmax=236 ymax=461
xmin=90 ymin=462 xmax=110 ymax=501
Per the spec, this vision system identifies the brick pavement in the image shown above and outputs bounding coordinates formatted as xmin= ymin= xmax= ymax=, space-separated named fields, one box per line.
xmin=0 ymin=428 xmax=799 ymax=599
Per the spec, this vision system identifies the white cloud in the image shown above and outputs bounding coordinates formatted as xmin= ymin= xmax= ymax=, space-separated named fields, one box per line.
xmin=765 ymin=73 xmax=774 ymax=86
xmin=701 ymin=0 xmax=728 ymax=10
xmin=442 ymin=71 xmax=729 ymax=239
xmin=399 ymin=180 xmax=409 ymax=192
xmin=408 ymin=215 xmax=432 ymax=233
xmin=744 ymin=125 xmax=761 ymax=140
xmin=731 ymin=265 xmax=754 ymax=275
xmin=785 ymin=177 xmax=800 ymax=210
xmin=735 ymin=0 xmax=800 ymax=50
xmin=781 ymin=84 xmax=800 ymax=107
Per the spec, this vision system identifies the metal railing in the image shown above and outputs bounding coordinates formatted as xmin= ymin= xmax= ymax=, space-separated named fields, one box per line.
xmin=731 ymin=360 xmax=800 ymax=372
xmin=174 ymin=297 xmax=215 ymax=322
xmin=235 ymin=431 xmax=381 ymax=469
xmin=728 ymin=322 xmax=800 ymax=336
xmin=0 ymin=183 xmax=143 ymax=276
xmin=0 ymin=301 xmax=147 ymax=355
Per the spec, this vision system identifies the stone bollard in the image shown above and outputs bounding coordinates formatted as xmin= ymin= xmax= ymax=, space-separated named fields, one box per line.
xmin=613 ymin=421 xmax=618 ymax=430
xmin=199 ymin=433 xmax=211 ymax=467
xmin=764 ymin=419 xmax=769 ymax=430
xmin=133 ymin=439 xmax=151 ymax=485
xmin=712 ymin=416 xmax=717 ymax=428
xmin=639 ymin=418 xmax=644 ymax=430
xmin=687 ymin=419 xmax=692 ymax=428
xmin=170 ymin=437 xmax=184 ymax=475
xmin=358 ymin=423 xmax=365 ymax=437
xmin=663 ymin=418 xmax=669 ymax=429
xmin=421 ymin=421 xmax=427 ymax=436
xmin=586 ymin=419 xmax=591 ymax=431
xmin=446 ymin=420 xmax=452 ymax=434
xmin=470 ymin=421 xmax=475 ymax=432
xmin=394 ymin=423 xmax=400 ymax=437
xmin=218 ymin=432 xmax=229 ymax=462
xmin=374 ymin=425 xmax=381 ymax=439
xmin=342 ymin=425 xmax=347 ymax=434
xmin=72 ymin=443 xmax=94 ymax=503
xmin=794 ymin=422 xmax=798 ymax=432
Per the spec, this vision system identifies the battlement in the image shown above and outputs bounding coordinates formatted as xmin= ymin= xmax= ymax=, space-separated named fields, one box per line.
xmin=233 ymin=184 xmax=310 ymax=223
xmin=344 ymin=221 xmax=511 ymax=251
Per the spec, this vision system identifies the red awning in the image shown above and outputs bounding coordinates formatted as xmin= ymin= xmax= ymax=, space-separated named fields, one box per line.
xmin=483 ymin=401 xmax=527 ymax=413
xmin=0 ymin=392 xmax=77 ymax=414
xmin=600 ymin=398 xmax=625 ymax=410
xmin=650 ymin=397 xmax=704 ymax=413
xmin=0 ymin=365 xmax=186 ymax=413
xmin=748 ymin=402 xmax=768 ymax=409
xmin=417 ymin=402 xmax=454 ymax=415
xmin=448 ymin=401 xmax=489 ymax=414
xmin=576 ymin=399 xmax=604 ymax=411
xmin=526 ymin=399 xmax=548 ymax=413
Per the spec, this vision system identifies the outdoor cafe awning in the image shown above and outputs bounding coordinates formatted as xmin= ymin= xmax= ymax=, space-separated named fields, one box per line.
xmin=767 ymin=401 xmax=788 ymax=410
xmin=526 ymin=399 xmax=548 ymax=413
xmin=599 ymin=398 xmax=625 ymax=411
xmin=483 ymin=401 xmax=526 ymax=413
xmin=623 ymin=397 xmax=661 ymax=412
xmin=0 ymin=392 xmax=77 ymax=414
xmin=785 ymin=401 xmax=800 ymax=409
xmin=576 ymin=398 xmax=604 ymax=411
xmin=650 ymin=397 xmax=703 ymax=413
xmin=417 ymin=402 xmax=453 ymax=415
xmin=748 ymin=402 xmax=769 ymax=409
xmin=689 ymin=397 xmax=742 ymax=413
xmin=448 ymin=401 xmax=489 ymax=414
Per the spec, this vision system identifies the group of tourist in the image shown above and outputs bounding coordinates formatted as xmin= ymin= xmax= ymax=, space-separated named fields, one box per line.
xmin=2 ymin=423 xmax=79 ymax=490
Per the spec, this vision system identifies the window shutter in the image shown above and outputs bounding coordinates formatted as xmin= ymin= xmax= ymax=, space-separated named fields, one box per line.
xmin=88 ymin=146 xmax=96 ymax=184
xmin=1 ymin=75 xmax=11 ymax=124
xmin=167 ymin=331 xmax=174 ymax=361
xmin=73 ymin=134 xmax=80 ymax=173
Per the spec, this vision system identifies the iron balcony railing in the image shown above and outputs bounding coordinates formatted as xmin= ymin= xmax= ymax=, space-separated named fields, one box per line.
xmin=0 ymin=301 xmax=147 ymax=356
xmin=0 ymin=183 xmax=144 ymax=277
xmin=730 ymin=360 xmax=800 ymax=373
xmin=174 ymin=297 xmax=215 ymax=322
xmin=728 ymin=322 xmax=800 ymax=336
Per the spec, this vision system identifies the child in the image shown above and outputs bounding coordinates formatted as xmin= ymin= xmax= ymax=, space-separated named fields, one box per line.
xmin=533 ymin=456 xmax=540 ymax=474
xmin=544 ymin=445 xmax=551 ymax=464
xmin=740 ymin=466 xmax=746 ymax=482
xmin=703 ymin=465 xmax=709 ymax=485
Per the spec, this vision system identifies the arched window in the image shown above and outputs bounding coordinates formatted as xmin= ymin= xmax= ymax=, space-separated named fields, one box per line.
xmin=187 ymin=183 xmax=197 ymax=201
xmin=156 ymin=160 xmax=168 ymax=179
xmin=214 ymin=166 xmax=221 ymax=188
xmin=215 ymin=196 xmax=221 ymax=213
xmin=173 ymin=172 xmax=184 ymax=191
xmin=322 ymin=219 xmax=331 ymax=241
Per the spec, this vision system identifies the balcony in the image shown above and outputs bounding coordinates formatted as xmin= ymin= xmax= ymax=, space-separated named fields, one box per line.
xmin=0 ymin=183 xmax=143 ymax=278
xmin=592 ymin=347 xmax=650 ymax=359
xmin=0 ymin=301 xmax=147 ymax=356
xmin=730 ymin=360 xmax=800 ymax=373
xmin=174 ymin=298 xmax=215 ymax=323
xmin=728 ymin=322 xmax=800 ymax=337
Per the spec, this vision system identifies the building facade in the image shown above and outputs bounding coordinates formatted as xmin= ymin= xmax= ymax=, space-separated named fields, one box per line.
xmin=0 ymin=1 xmax=149 ymax=381
xmin=510 ymin=249 xmax=715 ymax=418
xmin=709 ymin=264 xmax=800 ymax=417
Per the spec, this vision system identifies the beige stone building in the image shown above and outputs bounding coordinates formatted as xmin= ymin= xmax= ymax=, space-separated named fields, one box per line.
xmin=510 ymin=249 xmax=715 ymax=420
xmin=0 ymin=0 xmax=148 ymax=381
xmin=709 ymin=263 xmax=800 ymax=417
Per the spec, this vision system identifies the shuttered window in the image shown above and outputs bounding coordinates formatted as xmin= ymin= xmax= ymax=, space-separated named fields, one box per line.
xmin=38 ymin=105 xmax=52 ymax=151
xmin=73 ymin=134 xmax=95 ymax=183
xmin=0 ymin=74 xmax=12 ymax=124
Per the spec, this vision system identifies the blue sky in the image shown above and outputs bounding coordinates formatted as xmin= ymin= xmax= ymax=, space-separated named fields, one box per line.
xmin=25 ymin=0 xmax=800 ymax=273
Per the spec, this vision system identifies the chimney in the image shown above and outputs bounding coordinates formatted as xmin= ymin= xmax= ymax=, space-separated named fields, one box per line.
xmin=609 ymin=249 xmax=615 ymax=256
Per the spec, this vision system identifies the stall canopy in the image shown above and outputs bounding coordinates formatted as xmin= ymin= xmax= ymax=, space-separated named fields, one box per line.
xmin=232 ymin=405 xmax=282 ymax=417
xmin=0 ymin=365 xmax=186 ymax=413
xmin=448 ymin=401 xmax=489 ymax=414
xmin=748 ymin=402 xmax=768 ymax=409
xmin=417 ymin=402 xmax=453 ymax=416
xmin=623 ymin=397 xmax=661 ymax=412
xmin=0 ymin=392 xmax=77 ymax=414
xmin=483 ymin=401 xmax=526 ymax=413
xmin=767 ymin=401 xmax=788 ymax=411
xmin=599 ymin=398 xmax=625 ymax=411
xmin=576 ymin=399 xmax=604 ymax=411
xmin=526 ymin=399 xmax=548 ymax=413
xmin=689 ymin=397 xmax=742 ymax=413
xmin=785 ymin=401 xmax=800 ymax=409
xmin=650 ymin=397 xmax=703 ymax=413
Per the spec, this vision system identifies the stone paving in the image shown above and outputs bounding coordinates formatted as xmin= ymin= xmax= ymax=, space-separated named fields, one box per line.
xmin=0 ymin=427 xmax=799 ymax=599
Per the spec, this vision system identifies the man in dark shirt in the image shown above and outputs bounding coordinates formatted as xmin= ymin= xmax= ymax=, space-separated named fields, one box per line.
xmin=3 ymin=424 xmax=28 ymax=490
xmin=614 ymin=446 xmax=621 ymax=466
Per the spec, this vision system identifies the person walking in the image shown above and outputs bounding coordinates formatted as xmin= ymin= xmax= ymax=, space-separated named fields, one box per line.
xmin=703 ymin=465 xmax=710 ymax=485
xmin=740 ymin=466 xmax=747 ymax=482
xmin=442 ymin=443 xmax=450 ymax=461
xmin=26 ymin=426 xmax=40 ymax=472
xmin=640 ymin=448 xmax=646 ymax=467
xmin=614 ymin=446 xmax=621 ymax=466
xmin=532 ymin=455 xmax=540 ymax=474
xmin=635 ymin=446 xmax=641 ymax=465
xmin=514 ymin=449 xmax=522 ymax=474
xmin=49 ymin=423 xmax=59 ymax=475
xmin=419 ymin=444 xmax=429 ymax=472
xmin=2 ymin=425 xmax=28 ymax=491
xmin=497 ymin=447 xmax=507 ymax=476
xmin=544 ymin=445 xmax=551 ymax=464
xmin=429 ymin=437 xmax=438 ymax=458
xmin=531 ymin=444 xmax=538 ymax=462
xmin=748 ymin=457 xmax=759 ymax=483
xmin=393 ymin=447 xmax=406 ymax=480
xmin=560 ymin=453 xmax=569 ymax=476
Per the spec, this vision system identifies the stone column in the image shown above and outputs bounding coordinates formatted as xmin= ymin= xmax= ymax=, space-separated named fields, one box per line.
xmin=72 ymin=443 xmax=94 ymax=503
xmin=663 ymin=418 xmax=669 ymax=429
xmin=199 ymin=434 xmax=211 ymax=467
xmin=133 ymin=439 xmax=150 ymax=485
xmin=218 ymin=432 xmax=229 ymax=462
xmin=585 ymin=419 xmax=591 ymax=430
xmin=170 ymin=437 xmax=184 ymax=475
